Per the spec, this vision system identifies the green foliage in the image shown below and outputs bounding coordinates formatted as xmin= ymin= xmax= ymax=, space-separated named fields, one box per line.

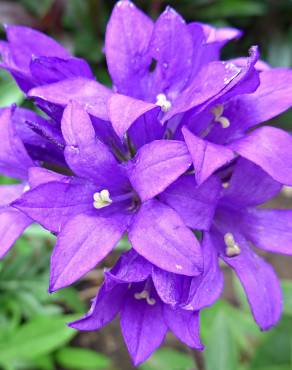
xmin=56 ymin=347 xmax=111 ymax=369
xmin=141 ymin=348 xmax=194 ymax=370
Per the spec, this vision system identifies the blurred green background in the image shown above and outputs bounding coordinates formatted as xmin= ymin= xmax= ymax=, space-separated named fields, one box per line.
xmin=0 ymin=1 xmax=292 ymax=369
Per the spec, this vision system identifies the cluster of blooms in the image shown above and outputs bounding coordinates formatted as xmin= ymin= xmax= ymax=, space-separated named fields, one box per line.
xmin=0 ymin=0 xmax=292 ymax=364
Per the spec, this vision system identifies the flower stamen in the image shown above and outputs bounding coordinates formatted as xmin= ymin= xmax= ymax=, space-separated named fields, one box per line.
xmin=211 ymin=104 xmax=230 ymax=128
xmin=224 ymin=232 xmax=241 ymax=257
xmin=156 ymin=93 xmax=172 ymax=112
xmin=93 ymin=189 xmax=112 ymax=209
xmin=134 ymin=290 xmax=156 ymax=305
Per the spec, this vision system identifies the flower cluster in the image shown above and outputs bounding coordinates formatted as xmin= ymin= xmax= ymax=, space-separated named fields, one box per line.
xmin=0 ymin=0 xmax=292 ymax=365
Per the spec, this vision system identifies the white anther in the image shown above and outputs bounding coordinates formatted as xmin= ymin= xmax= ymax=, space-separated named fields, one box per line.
xmin=93 ymin=189 xmax=112 ymax=209
xmin=211 ymin=104 xmax=230 ymax=128
xmin=134 ymin=290 xmax=156 ymax=305
xmin=224 ymin=232 xmax=241 ymax=257
xmin=156 ymin=93 xmax=172 ymax=112
xmin=222 ymin=182 xmax=229 ymax=189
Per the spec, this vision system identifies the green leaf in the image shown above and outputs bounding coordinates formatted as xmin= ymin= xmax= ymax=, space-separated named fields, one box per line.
xmin=0 ymin=71 xmax=24 ymax=107
xmin=140 ymin=348 xmax=194 ymax=370
xmin=282 ymin=280 xmax=292 ymax=316
xmin=0 ymin=315 xmax=77 ymax=364
xmin=56 ymin=347 xmax=111 ymax=369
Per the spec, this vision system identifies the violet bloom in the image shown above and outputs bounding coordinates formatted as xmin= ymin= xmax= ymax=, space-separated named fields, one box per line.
xmin=69 ymin=249 xmax=211 ymax=365
xmin=12 ymin=102 xmax=227 ymax=291
xmin=0 ymin=108 xmax=33 ymax=257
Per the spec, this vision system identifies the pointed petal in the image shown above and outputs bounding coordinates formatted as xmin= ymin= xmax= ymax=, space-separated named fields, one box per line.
xmin=105 ymin=0 xmax=153 ymax=97
xmin=0 ymin=207 xmax=32 ymax=258
xmin=127 ymin=140 xmax=191 ymax=201
xmin=222 ymin=158 xmax=281 ymax=207
xmin=160 ymin=174 xmax=221 ymax=230
xmin=120 ymin=291 xmax=167 ymax=365
xmin=229 ymin=126 xmax=292 ymax=186
xmin=218 ymin=232 xmax=282 ymax=330
xmin=0 ymin=184 xmax=27 ymax=206
xmin=12 ymin=180 xmax=94 ymax=232
xmin=129 ymin=199 xmax=203 ymax=276
xmin=184 ymin=233 xmax=223 ymax=310
xmin=50 ymin=212 xmax=130 ymax=291
xmin=183 ymin=127 xmax=234 ymax=185
xmin=164 ymin=307 xmax=203 ymax=349
xmin=61 ymin=102 xmax=126 ymax=189
xmin=28 ymin=167 xmax=70 ymax=188
xmin=70 ymin=276 xmax=127 ymax=330
xmin=28 ymin=78 xmax=112 ymax=121
xmin=108 ymin=93 xmax=160 ymax=138
xmin=241 ymin=208 xmax=292 ymax=255
xmin=0 ymin=108 xmax=33 ymax=179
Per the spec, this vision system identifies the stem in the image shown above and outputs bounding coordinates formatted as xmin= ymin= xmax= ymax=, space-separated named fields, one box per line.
xmin=192 ymin=350 xmax=205 ymax=370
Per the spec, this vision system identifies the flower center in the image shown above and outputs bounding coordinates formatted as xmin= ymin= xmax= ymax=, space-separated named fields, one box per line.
xmin=134 ymin=290 xmax=156 ymax=305
xmin=224 ymin=232 xmax=241 ymax=257
xmin=93 ymin=189 xmax=112 ymax=209
xmin=211 ymin=104 xmax=230 ymax=128
xmin=156 ymin=93 xmax=172 ymax=112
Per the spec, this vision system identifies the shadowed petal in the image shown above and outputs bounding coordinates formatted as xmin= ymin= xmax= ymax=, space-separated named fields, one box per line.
xmin=50 ymin=212 xmax=130 ymax=291
xmin=183 ymin=127 xmax=234 ymax=185
xmin=229 ymin=126 xmax=292 ymax=186
xmin=0 ymin=207 xmax=32 ymax=258
xmin=120 ymin=291 xmax=167 ymax=366
xmin=129 ymin=199 xmax=203 ymax=276
xmin=127 ymin=140 xmax=191 ymax=201
xmin=164 ymin=307 xmax=203 ymax=349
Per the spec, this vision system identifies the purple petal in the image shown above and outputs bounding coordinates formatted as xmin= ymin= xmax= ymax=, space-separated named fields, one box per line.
xmin=164 ymin=307 xmax=203 ymax=349
xmin=159 ymin=174 xmax=221 ymax=231
xmin=30 ymin=56 xmax=94 ymax=84
xmin=218 ymin=231 xmax=282 ymax=330
xmin=222 ymin=158 xmax=281 ymax=207
xmin=50 ymin=212 xmax=130 ymax=291
xmin=28 ymin=78 xmax=112 ymax=121
xmin=110 ymin=249 xmax=152 ymax=283
xmin=229 ymin=126 xmax=292 ymax=186
xmin=0 ymin=108 xmax=34 ymax=179
xmin=240 ymin=208 xmax=292 ymax=255
xmin=61 ymin=102 xmax=127 ymax=189
xmin=129 ymin=199 xmax=203 ymax=276
xmin=28 ymin=167 xmax=70 ymax=189
xmin=152 ymin=267 xmax=191 ymax=306
xmin=5 ymin=25 xmax=70 ymax=70
xmin=148 ymin=7 xmax=193 ymax=98
xmin=120 ymin=290 xmax=167 ymax=365
xmin=0 ymin=183 xmax=27 ymax=206
xmin=183 ymin=127 xmax=234 ymax=185
xmin=108 ymin=93 xmax=160 ymax=139
xmin=127 ymin=140 xmax=191 ymax=201
xmin=70 ymin=276 xmax=127 ymax=330
xmin=184 ymin=232 xmax=223 ymax=311
xmin=0 ymin=207 xmax=32 ymax=258
xmin=12 ymin=179 xmax=95 ymax=232
xmin=105 ymin=0 xmax=153 ymax=98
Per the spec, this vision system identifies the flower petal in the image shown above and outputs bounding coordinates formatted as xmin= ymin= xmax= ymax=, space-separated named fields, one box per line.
xmin=164 ymin=307 xmax=203 ymax=349
xmin=127 ymin=140 xmax=191 ymax=201
xmin=0 ymin=207 xmax=32 ymax=258
xmin=105 ymin=0 xmax=153 ymax=98
xmin=61 ymin=101 xmax=126 ymax=189
xmin=50 ymin=212 xmax=130 ymax=291
xmin=28 ymin=78 xmax=112 ymax=121
xmin=229 ymin=126 xmax=292 ymax=186
xmin=159 ymin=174 xmax=221 ymax=231
xmin=120 ymin=290 xmax=167 ymax=366
xmin=129 ymin=199 xmax=203 ymax=276
xmin=183 ymin=127 xmax=234 ymax=185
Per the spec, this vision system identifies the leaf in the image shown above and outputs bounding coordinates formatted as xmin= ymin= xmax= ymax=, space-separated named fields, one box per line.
xmin=282 ymin=280 xmax=292 ymax=316
xmin=140 ymin=348 xmax=194 ymax=370
xmin=0 ymin=71 xmax=24 ymax=107
xmin=0 ymin=315 xmax=77 ymax=364
xmin=56 ymin=347 xmax=111 ymax=369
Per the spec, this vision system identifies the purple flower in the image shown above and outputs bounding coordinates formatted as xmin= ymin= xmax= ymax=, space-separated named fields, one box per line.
xmin=11 ymin=102 xmax=230 ymax=291
xmin=69 ymin=249 xmax=208 ymax=365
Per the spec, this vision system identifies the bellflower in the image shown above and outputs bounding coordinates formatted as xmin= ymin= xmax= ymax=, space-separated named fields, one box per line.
xmin=69 ymin=249 xmax=217 ymax=365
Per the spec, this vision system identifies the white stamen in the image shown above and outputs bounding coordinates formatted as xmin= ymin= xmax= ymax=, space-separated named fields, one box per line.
xmin=224 ymin=232 xmax=241 ymax=257
xmin=134 ymin=290 xmax=156 ymax=305
xmin=156 ymin=93 xmax=172 ymax=112
xmin=222 ymin=182 xmax=229 ymax=189
xmin=93 ymin=189 xmax=112 ymax=209
xmin=211 ymin=104 xmax=230 ymax=128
